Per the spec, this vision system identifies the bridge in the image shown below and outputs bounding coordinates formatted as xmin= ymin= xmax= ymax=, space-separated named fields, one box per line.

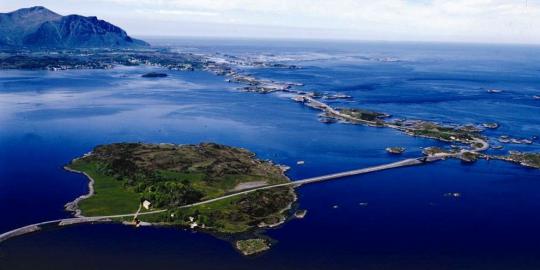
xmin=0 ymin=155 xmax=449 ymax=244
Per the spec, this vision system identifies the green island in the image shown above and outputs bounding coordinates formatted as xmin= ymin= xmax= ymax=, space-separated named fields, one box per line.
xmin=235 ymin=238 xmax=271 ymax=256
xmin=338 ymin=108 xmax=389 ymax=126
xmin=65 ymin=142 xmax=296 ymax=255
xmin=397 ymin=121 xmax=481 ymax=143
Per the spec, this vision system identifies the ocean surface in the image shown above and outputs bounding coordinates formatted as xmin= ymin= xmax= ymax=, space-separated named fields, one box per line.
xmin=1 ymin=39 xmax=540 ymax=269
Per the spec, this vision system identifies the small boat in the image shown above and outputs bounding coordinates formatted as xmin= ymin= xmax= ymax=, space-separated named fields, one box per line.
xmin=534 ymin=95 xmax=540 ymax=100
xmin=487 ymin=89 xmax=503 ymax=93
xmin=296 ymin=160 xmax=305 ymax=165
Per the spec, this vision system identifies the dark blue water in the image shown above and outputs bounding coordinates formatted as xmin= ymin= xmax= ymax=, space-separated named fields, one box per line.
xmin=1 ymin=40 xmax=540 ymax=269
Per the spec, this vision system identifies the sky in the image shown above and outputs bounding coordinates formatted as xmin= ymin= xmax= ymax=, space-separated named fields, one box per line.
xmin=1 ymin=0 xmax=539 ymax=44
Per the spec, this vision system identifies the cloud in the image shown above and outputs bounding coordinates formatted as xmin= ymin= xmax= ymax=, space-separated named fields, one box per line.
xmin=2 ymin=0 xmax=539 ymax=43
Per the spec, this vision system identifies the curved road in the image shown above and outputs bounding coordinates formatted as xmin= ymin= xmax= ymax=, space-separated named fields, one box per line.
xmin=0 ymin=155 xmax=448 ymax=244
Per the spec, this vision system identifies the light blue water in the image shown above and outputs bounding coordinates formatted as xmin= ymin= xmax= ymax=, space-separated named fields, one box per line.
xmin=1 ymin=40 xmax=540 ymax=269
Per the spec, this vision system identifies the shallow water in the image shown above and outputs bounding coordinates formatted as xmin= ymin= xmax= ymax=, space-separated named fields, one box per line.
xmin=1 ymin=40 xmax=540 ymax=269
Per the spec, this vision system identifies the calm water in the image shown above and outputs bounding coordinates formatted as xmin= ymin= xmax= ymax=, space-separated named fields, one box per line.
xmin=1 ymin=40 xmax=540 ymax=269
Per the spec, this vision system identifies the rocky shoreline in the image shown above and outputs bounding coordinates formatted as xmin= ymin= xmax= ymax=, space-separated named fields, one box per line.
xmin=63 ymin=166 xmax=95 ymax=218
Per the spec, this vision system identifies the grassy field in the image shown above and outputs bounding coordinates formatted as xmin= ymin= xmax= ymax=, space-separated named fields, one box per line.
xmin=68 ymin=160 xmax=141 ymax=216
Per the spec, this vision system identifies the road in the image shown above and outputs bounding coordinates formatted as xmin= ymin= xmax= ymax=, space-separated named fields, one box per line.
xmin=0 ymin=209 xmax=166 ymax=243
xmin=301 ymin=95 xmax=490 ymax=152
xmin=0 ymin=154 xmax=448 ymax=244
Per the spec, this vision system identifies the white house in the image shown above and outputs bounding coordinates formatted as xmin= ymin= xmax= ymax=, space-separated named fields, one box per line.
xmin=142 ymin=200 xmax=152 ymax=210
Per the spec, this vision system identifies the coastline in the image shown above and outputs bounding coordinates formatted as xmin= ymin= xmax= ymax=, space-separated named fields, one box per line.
xmin=63 ymin=166 xmax=95 ymax=218
xmin=258 ymin=187 xmax=298 ymax=229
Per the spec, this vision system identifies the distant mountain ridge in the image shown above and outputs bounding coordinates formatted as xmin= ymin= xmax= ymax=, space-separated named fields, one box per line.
xmin=0 ymin=6 xmax=149 ymax=48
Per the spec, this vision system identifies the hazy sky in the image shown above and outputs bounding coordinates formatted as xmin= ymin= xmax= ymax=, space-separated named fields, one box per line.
xmin=1 ymin=0 xmax=539 ymax=44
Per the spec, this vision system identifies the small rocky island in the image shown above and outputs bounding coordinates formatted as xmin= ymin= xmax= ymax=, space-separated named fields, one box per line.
xmin=142 ymin=72 xmax=168 ymax=78
xmin=235 ymin=238 xmax=270 ymax=256
xmin=294 ymin=209 xmax=307 ymax=218
xmin=66 ymin=142 xmax=297 ymax=255
xmin=386 ymin=147 xmax=405 ymax=154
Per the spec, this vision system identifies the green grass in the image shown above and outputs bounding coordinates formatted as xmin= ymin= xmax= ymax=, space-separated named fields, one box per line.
xmin=180 ymin=196 xmax=252 ymax=233
xmin=68 ymin=160 xmax=141 ymax=216
xmin=156 ymin=170 xmax=281 ymax=200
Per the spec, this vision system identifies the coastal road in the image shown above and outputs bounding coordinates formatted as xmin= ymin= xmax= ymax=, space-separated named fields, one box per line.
xmin=0 ymin=154 xmax=447 ymax=244
xmin=301 ymin=95 xmax=490 ymax=152
xmin=0 ymin=209 xmax=166 ymax=243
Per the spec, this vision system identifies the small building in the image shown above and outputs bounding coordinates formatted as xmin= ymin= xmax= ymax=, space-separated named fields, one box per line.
xmin=142 ymin=200 xmax=152 ymax=210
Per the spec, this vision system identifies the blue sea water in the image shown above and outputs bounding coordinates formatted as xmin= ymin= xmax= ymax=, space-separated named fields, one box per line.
xmin=1 ymin=39 xmax=540 ymax=269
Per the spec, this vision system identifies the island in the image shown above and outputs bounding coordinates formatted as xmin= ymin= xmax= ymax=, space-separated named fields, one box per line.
xmin=386 ymin=147 xmax=406 ymax=155
xmin=294 ymin=209 xmax=307 ymax=218
xmin=460 ymin=151 xmax=480 ymax=163
xmin=235 ymin=238 xmax=271 ymax=256
xmin=65 ymin=142 xmax=297 ymax=255
xmin=142 ymin=72 xmax=168 ymax=78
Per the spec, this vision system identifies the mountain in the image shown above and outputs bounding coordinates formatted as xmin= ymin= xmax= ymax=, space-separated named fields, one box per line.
xmin=0 ymin=6 xmax=149 ymax=48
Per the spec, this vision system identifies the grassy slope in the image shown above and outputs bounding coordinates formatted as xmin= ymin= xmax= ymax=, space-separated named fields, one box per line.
xmin=68 ymin=160 xmax=141 ymax=216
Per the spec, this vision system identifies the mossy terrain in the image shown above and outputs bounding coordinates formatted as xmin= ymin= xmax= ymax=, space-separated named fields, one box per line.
xmin=66 ymin=143 xmax=296 ymax=234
